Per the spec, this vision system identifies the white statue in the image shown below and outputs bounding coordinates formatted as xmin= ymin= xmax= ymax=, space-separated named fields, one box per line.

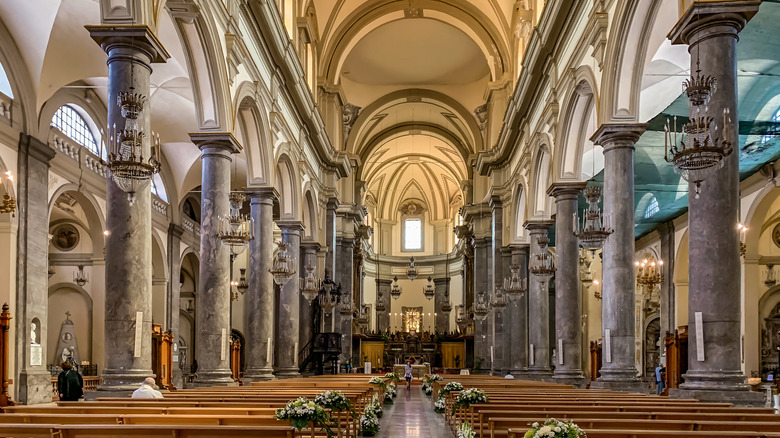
xmin=30 ymin=322 xmax=37 ymax=344
xmin=61 ymin=347 xmax=72 ymax=363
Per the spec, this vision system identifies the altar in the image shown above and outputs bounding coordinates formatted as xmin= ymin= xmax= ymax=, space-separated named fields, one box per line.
xmin=393 ymin=363 xmax=430 ymax=378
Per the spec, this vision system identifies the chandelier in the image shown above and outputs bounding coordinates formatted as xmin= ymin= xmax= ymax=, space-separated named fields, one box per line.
xmin=592 ymin=279 xmax=602 ymax=300
xmin=503 ymin=264 xmax=527 ymax=297
xmin=355 ymin=304 xmax=370 ymax=330
xmin=635 ymin=258 xmax=663 ymax=289
xmin=339 ymin=297 xmax=353 ymax=316
xmin=491 ymin=287 xmax=507 ymax=308
xmin=574 ymin=186 xmax=613 ymax=251
xmin=406 ymin=256 xmax=418 ymax=281
xmin=300 ymin=265 xmax=321 ymax=303
xmin=765 ymin=264 xmax=777 ymax=287
xmin=441 ymin=299 xmax=452 ymax=313
xmin=455 ymin=305 xmax=469 ymax=332
xmin=664 ymin=59 xmax=733 ymax=198
xmin=73 ymin=265 xmax=88 ymax=287
xmin=530 ymin=235 xmax=556 ymax=283
xmin=473 ymin=293 xmax=489 ymax=321
xmin=375 ymin=287 xmax=386 ymax=312
xmin=230 ymin=268 xmax=248 ymax=301
xmin=1 ymin=171 xmax=15 ymax=215
xmin=390 ymin=276 xmax=402 ymax=300
xmin=106 ymin=88 xmax=161 ymax=205
xmin=317 ymin=273 xmax=339 ymax=315
xmin=423 ymin=276 xmax=435 ymax=300
xmin=218 ymin=192 xmax=254 ymax=256
xmin=269 ymin=241 xmax=296 ymax=286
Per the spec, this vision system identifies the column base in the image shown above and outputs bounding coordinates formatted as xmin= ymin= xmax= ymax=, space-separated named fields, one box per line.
xmin=679 ymin=369 xmax=751 ymax=392
xmin=274 ymin=367 xmax=302 ymax=379
xmin=242 ymin=368 xmax=276 ymax=383
xmin=99 ymin=368 xmax=155 ymax=391
xmin=192 ymin=369 xmax=235 ymax=387
xmin=17 ymin=369 xmax=54 ymax=405
xmin=670 ymin=388 xmax=764 ymax=407
xmin=509 ymin=368 xmax=529 ymax=378
xmin=590 ymin=378 xmax=644 ymax=393
xmin=553 ymin=370 xmax=587 ymax=388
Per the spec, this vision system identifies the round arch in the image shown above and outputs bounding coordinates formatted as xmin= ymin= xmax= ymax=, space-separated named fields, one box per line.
xmin=48 ymin=185 xmax=106 ymax=258
xmin=275 ymin=153 xmax=299 ymax=220
xmin=555 ymin=71 xmax=599 ymax=182
xmin=234 ymin=82 xmax=273 ymax=187
xmin=530 ymin=141 xmax=552 ymax=218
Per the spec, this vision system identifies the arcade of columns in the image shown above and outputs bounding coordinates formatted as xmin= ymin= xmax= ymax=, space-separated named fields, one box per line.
xmin=7 ymin=1 xmax=752 ymax=406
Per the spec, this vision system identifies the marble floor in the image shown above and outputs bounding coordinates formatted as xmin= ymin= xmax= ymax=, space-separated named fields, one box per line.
xmin=377 ymin=385 xmax=454 ymax=438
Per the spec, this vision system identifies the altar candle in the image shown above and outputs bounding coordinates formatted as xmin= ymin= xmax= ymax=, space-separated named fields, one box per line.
xmin=266 ymin=337 xmax=272 ymax=363
xmin=294 ymin=342 xmax=299 ymax=366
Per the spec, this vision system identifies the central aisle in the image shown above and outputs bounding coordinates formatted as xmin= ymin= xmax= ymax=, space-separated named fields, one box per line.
xmin=377 ymin=385 xmax=454 ymax=438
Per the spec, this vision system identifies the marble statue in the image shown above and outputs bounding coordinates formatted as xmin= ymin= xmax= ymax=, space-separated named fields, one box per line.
xmin=30 ymin=322 xmax=37 ymax=344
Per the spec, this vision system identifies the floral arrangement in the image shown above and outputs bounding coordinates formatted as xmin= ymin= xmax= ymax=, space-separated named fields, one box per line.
xmin=366 ymin=394 xmax=383 ymax=418
xmin=314 ymin=390 xmax=354 ymax=415
xmin=452 ymin=388 xmax=488 ymax=414
xmin=360 ymin=412 xmax=380 ymax=437
xmin=388 ymin=382 xmax=397 ymax=398
xmin=422 ymin=382 xmax=433 ymax=395
xmin=437 ymin=381 xmax=464 ymax=398
xmin=457 ymin=421 xmax=476 ymax=438
xmin=524 ymin=418 xmax=586 ymax=438
xmin=433 ymin=395 xmax=446 ymax=414
xmin=421 ymin=374 xmax=442 ymax=395
xmin=428 ymin=374 xmax=443 ymax=382
xmin=383 ymin=383 xmax=395 ymax=404
xmin=384 ymin=391 xmax=394 ymax=404
xmin=368 ymin=376 xmax=387 ymax=392
xmin=275 ymin=397 xmax=334 ymax=436
xmin=384 ymin=372 xmax=401 ymax=382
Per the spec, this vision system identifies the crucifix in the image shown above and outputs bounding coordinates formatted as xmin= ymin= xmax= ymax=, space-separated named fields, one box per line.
xmin=65 ymin=311 xmax=71 ymax=320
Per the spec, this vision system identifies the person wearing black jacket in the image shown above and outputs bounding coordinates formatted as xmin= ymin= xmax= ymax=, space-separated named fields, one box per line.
xmin=57 ymin=361 xmax=83 ymax=401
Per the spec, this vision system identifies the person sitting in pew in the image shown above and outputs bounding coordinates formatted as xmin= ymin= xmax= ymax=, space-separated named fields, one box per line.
xmin=132 ymin=377 xmax=164 ymax=399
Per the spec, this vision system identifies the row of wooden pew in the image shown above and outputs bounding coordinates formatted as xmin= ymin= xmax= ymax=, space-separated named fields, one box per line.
xmin=434 ymin=376 xmax=780 ymax=438
xmin=0 ymin=375 xmax=381 ymax=437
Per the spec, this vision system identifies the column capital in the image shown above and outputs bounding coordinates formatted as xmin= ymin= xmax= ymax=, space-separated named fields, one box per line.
xmin=375 ymin=278 xmax=392 ymax=286
xmin=547 ymin=181 xmax=587 ymax=199
xmin=508 ymin=243 xmax=530 ymax=255
xmin=590 ymin=123 xmax=647 ymax=152
xmin=500 ymin=246 xmax=513 ymax=256
xmin=489 ymin=195 xmax=503 ymax=210
xmin=668 ymin=1 xmax=759 ymax=46
xmin=246 ymin=186 xmax=279 ymax=203
xmin=524 ymin=220 xmax=554 ymax=232
xmin=433 ymin=277 xmax=451 ymax=286
xmin=276 ymin=220 xmax=304 ymax=234
xmin=189 ymin=132 xmax=242 ymax=154
xmin=327 ymin=197 xmax=339 ymax=210
xmin=19 ymin=134 xmax=55 ymax=165
xmin=87 ymin=25 xmax=170 ymax=63
xmin=300 ymin=240 xmax=322 ymax=253
xmin=168 ymin=223 xmax=185 ymax=238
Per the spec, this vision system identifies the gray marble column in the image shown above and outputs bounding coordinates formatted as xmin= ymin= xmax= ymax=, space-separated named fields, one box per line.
xmin=243 ymin=187 xmax=278 ymax=382
xmin=500 ymin=246 xmax=512 ymax=373
xmin=15 ymin=134 xmax=55 ymax=404
xmin=549 ymin=182 xmax=587 ymax=385
xmin=338 ymin=238 xmax=355 ymax=366
xmin=669 ymin=1 xmax=761 ymax=404
xmin=323 ymin=200 xmax=338 ymax=332
xmin=299 ymin=241 xmax=320 ymax=349
xmin=525 ymin=220 xmax=554 ymax=379
xmin=190 ymin=133 xmax=241 ymax=386
xmin=590 ymin=124 xmax=645 ymax=391
xmin=473 ymin=237 xmax=491 ymax=372
xmin=375 ymin=278 xmax=391 ymax=332
xmin=88 ymin=27 xmax=168 ymax=392
xmin=166 ymin=224 xmax=184 ymax=388
xmin=274 ymin=221 xmax=302 ymax=378
xmin=434 ymin=278 xmax=451 ymax=333
xmin=658 ymin=222 xmax=676 ymax=342
xmin=508 ymin=244 xmax=529 ymax=376
xmin=490 ymin=196 xmax=505 ymax=374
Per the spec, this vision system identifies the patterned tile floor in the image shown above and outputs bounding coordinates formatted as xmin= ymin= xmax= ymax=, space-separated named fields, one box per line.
xmin=377 ymin=385 xmax=454 ymax=438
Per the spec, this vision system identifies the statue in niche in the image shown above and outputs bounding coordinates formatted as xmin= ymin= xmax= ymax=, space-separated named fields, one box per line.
xmin=31 ymin=322 xmax=38 ymax=344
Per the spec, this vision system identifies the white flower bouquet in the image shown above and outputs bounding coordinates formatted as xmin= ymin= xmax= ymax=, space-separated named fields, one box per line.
xmin=360 ymin=412 xmax=380 ymax=437
xmin=314 ymin=390 xmax=354 ymax=414
xmin=388 ymin=382 xmax=397 ymax=397
xmin=275 ymin=397 xmax=334 ymax=436
xmin=524 ymin=418 xmax=586 ymax=438
xmin=437 ymin=381 xmax=463 ymax=398
xmin=428 ymin=374 xmax=443 ymax=382
xmin=368 ymin=376 xmax=387 ymax=392
xmin=452 ymin=387 xmax=488 ymax=414
xmin=366 ymin=394 xmax=383 ymax=418
xmin=457 ymin=421 xmax=476 ymax=438
xmin=384 ymin=372 xmax=401 ymax=382
xmin=433 ymin=395 xmax=446 ymax=414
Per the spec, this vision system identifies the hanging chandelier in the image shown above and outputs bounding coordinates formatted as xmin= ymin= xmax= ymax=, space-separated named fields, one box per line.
xmin=73 ymin=265 xmax=88 ymax=287
xmin=355 ymin=304 xmax=370 ymax=330
xmin=635 ymin=258 xmax=663 ymax=289
xmin=530 ymin=235 xmax=556 ymax=284
xmin=319 ymin=290 xmax=337 ymax=315
xmin=406 ymin=256 xmax=418 ymax=281
xmin=473 ymin=292 xmax=490 ymax=321
xmin=766 ymin=264 xmax=777 ymax=287
xmin=664 ymin=59 xmax=733 ymax=198
xmin=422 ymin=276 xmax=435 ymax=300
xmin=1 ymin=171 xmax=15 ymax=215
xmin=375 ymin=286 xmax=386 ymax=311
xmin=106 ymin=88 xmax=161 ymax=205
xmin=217 ymin=192 xmax=254 ymax=255
xmin=269 ymin=241 xmax=296 ymax=285
xmin=574 ymin=186 xmax=613 ymax=251
xmin=300 ymin=264 xmax=321 ymax=303
xmin=455 ymin=305 xmax=469 ymax=332
xmin=390 ymin=276 xmax=402 ymax=300
xmin=503 ymin=264 xmax=528 ymax=297
xmin=491 ymin=287 xmax=508 ymax=308
xmin=236 ymin=268 xmax=248 ymax=294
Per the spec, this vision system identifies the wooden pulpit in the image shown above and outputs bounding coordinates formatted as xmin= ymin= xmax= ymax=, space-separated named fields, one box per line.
xmin=151 ymin=324 xmax=175 ymax=389
xmin=0 ymin=303 xmax=14 ymax=406
xmin=589 ymin=340 xmax=602 ymax=381
xmin=664 ymin=326 xmax=688 ymax=393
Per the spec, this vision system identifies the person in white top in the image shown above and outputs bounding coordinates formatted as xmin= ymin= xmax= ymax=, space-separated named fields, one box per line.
xmin=131 ymin=377 xmax=164 ymax=399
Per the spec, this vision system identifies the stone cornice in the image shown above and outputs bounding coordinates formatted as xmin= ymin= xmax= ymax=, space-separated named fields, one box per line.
xmin=547 ymin=181 xmax=587 ymax=198
xmin=668 ymin=0 xmax=760 ymax=45
xmin=189 ymin=132 xmax=243 ymax=153
xmin=86 ymin=25 xmax=170 ymax=63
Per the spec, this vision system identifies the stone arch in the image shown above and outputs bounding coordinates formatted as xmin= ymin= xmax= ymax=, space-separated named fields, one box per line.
xmin=599 ymin=0 xmax=679 ymax=123
xmin=275 ymin=153 xmax=299 ymax=220
xmin=530 ymin=142 xmax=552 ymax=218
xmin=38 ymin=84 xmax=108 ymax=148
xmin=513 ymin=182 xmax=527 ymax=242
xmin=744 ymin=185 xmax=780 ymax=260
xmin=302 ymin=186 xmax=318 ymax=241
xmin=0 ymin=14 xmax=36 ymax=133
xmin=555 ymin=71 xmax=599 ymax=182
xmin=319 ymin=0 xmax=510 ymax=85
xmin=234 ymin=82 xmax=273 ymax=187
xmin=48 ymin=186 xmax=107 ymax=258
xmin=166 ymin=1 xmax=232 ymax=131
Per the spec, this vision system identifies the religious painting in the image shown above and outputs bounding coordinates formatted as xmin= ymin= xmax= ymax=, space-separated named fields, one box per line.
xmin=402 ymin=306 xmax=423 ymax=333
xmin=51 ymin=224 xmax=79 ymax=251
